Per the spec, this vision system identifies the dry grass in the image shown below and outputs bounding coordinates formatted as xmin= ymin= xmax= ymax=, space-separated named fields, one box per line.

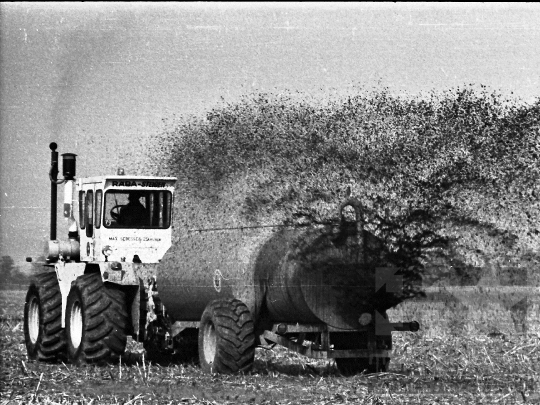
xmin=1 ymin=290 xmax=539 ymax=404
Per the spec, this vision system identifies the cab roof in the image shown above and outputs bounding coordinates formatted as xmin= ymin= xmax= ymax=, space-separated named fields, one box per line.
xmin=78 ymin=175 xmax=177 ymax=184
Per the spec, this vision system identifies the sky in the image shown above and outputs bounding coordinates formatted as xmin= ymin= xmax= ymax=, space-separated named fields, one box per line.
xmin=0 ymin=2 xmax=539 ymax=271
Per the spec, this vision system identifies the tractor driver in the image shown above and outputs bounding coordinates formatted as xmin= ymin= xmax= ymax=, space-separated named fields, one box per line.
xmin=118 ymin=191 xmax=148 ymax=227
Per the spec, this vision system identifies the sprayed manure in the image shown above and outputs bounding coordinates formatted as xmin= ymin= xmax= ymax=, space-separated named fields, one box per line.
xmin=146 ymin=86 xmax=540 ymax=288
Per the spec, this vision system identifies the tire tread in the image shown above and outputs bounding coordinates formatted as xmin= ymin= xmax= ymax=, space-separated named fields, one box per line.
xmin=199 ymin=299 xmax=255 ymax=374
xmin=67 ymin=274 xmax=128 ymax=364
xmin=24 ymin=272 xmax=67 ymax=362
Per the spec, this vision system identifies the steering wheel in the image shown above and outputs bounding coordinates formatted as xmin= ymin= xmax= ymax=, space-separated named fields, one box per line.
xmin=110 ymin=205 xmax=124 ymax=222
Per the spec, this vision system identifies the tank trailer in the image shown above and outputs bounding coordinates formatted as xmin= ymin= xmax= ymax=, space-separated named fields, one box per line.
xmin=24 ymin=143 xmax=419 ymax=375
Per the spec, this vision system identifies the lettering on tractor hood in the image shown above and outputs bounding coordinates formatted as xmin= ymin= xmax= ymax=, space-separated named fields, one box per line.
xmin=109 ymin=236 xmax=162 ymax=242
xmin=111 ymin=180 xmax=167 ymax=187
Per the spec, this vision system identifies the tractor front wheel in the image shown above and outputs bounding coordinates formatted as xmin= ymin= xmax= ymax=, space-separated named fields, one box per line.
xmin=24 ymin=272 xmax=67 ymax=362
xmin=66 ymin=273 xmax=129 ymax=364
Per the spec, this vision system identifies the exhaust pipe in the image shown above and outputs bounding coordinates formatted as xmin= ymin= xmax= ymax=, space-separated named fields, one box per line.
xmin=49 ymin=142 xmax=59 ymax=241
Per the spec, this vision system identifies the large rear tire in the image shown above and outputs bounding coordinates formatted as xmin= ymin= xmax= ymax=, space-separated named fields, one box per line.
xmin=198 ymin=299 xmax=255 ymax=374
xmin=66 ymin=273 xmax=128 ymax=364
xmin=24 ymin=272 xmax=67 ymax=362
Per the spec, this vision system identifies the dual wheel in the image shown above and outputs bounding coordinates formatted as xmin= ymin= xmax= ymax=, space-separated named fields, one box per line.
xmin=24 ymin=272 xmax=128 ymax=364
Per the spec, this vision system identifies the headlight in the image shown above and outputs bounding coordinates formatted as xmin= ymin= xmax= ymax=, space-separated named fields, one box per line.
xmin=110 ymin=262 xmax=122 ymax=271
xmin=102 ymin=245 xmax=113 ymax=258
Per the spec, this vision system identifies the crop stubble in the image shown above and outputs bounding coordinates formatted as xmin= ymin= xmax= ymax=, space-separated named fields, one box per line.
xmin=1 ymin=290 xmax=539 ymax=404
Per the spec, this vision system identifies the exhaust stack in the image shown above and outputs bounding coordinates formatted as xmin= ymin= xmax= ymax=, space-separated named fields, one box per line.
xmin=49 ymin=142 xmax=59 ymax=241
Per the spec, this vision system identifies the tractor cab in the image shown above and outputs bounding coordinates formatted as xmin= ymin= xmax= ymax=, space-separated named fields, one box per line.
xmin=77 ymin=175 xmax=176 ymax=264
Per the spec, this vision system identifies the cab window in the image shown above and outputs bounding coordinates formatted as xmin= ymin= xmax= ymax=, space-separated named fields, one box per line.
xmin=86 ymin=190 xmax=94 ymax=237
xmin=95 ymin=190 xmax=102 ymax=229
xmin=79 ymin=190 xmax=85 ymax=229
xmin=103 ymin=190 xmax=172 ymax=229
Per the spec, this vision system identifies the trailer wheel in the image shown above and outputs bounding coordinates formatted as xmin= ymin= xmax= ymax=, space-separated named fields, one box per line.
xmin=24 ymin=272 xmax=67 ymax=362
xmin=333 ymin=332 xmax=392 ymax=375
xmin=66 ymin=273 xmax=128 ymax=364
xmin=198 ymin=299 xmax=255 ymax=374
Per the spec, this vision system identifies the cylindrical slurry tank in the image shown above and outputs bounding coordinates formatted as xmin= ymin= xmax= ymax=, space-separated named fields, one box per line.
xmin=158 ymin=181 xmax=399 ymax=331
